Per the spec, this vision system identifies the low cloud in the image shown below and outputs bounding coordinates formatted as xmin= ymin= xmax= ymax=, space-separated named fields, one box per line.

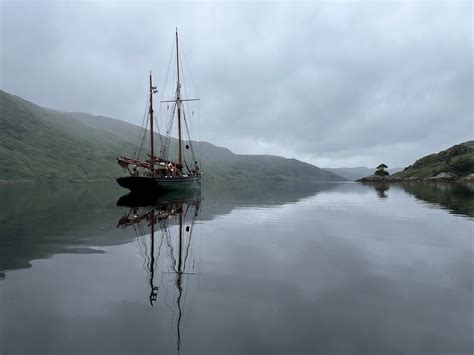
xmin=1 ymin=1 xmax=472 ymax=168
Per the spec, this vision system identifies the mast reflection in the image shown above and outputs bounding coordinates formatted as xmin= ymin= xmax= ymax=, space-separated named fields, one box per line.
xmin=117 ymin=191 xmax=201 ymax=352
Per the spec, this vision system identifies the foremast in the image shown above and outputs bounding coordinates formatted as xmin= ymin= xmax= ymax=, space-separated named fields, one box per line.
xmin=149 ymin=72 xmax=158 ymax=176
xmin=176 ymin=29 xmax=183 ymax=172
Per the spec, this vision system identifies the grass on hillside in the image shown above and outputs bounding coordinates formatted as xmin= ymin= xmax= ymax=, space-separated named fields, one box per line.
xmin=0 ymin=90 xmax=344 ymax=182
xmin=395 ymin=141 xmax=474 ymax=178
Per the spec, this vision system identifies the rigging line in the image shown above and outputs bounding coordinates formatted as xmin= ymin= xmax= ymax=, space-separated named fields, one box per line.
xmin=182 ymin=239 xmax=194 ymax=325
xmin=198 ymin=210 xmax=202 ymax=279
xmin=154 ymin=117 xmax=163 ymax=155
xmin=136 ymin=235 xmax=145 ymax=268
xmin=133 ymin=233 xmax=151 ymax=282
xmin=168 ymin=230 xmax=178 ymax=273
xmin=181 ymin=276 xmax=190 ymax=330
xmin=182 ymin=110 xmax=195 ymax=158
xmin=135 ymin=95 xmax=149 ymax=156
xmin=184 ymin=160 xmax=191 ymax=173
xmin=180 ymin=44 xmax=201 ymax=170
xmin=183 ymin=224 xmax=193 ymax=273
xmin=180 ymin=58 xmax=197 ymax=154
xmin=161 ymin=44 xmax=177 ymax=153
xmin=141 ymin=240 xmax=149 ymax=282
xmin=182 ymin=111 xmax=199 ymax=165
xmin=198 ymin=98 xmax=201 ymax=164
xmin=182 ymin=204 xmax=193 ymax=271
xmin=161 ymin=275 xmax=175 ymax=321
xmin=134 ymin=111 xmax=149 ymax=161
xmin=166 ymin=101 xmax=177 ymax=138
xmin=179 ymin=39 xmax=200 ymax=99
xmin=133 ymin=95 xmax=149 ymax=157
xmin=139 ymin=217 xmax=145 ymax=235
xmin=184 ymin=203 xmax=199 ymax=270
xmin=159 ymin=228 xmax=169 ymax=272
xmin=133 ymin=96 xmax=147 ymax=154
xmin=143 ymin=215 xmax=156 ymax=269
xmin=181 ymin=58 xmax=188 ymax=101
xmin=161 ymin=101 xmax=177 ymax=160
xmin=159 ymin=41 xmax=175 ymax=112
xmin=162 ymin=222 xmax=177 ymax=272
xmin=179 ymin=53 xmax=194 ymax=152
xmin=182 ymin=272 xmax=199 ymax=331
xmin=180 ymin=40 xmax=201 ymax=169
xmin=153 ymin=94 xmax=163 ymax=151
xmin=137 ymin=116 xmax=150 ymax=161
xmin=133 ymin=224 xmax=145 ymax=267
xmin=179 ymin=43 xmax=202 ymax=165
xmin=181 ymin=91 xmax=196 ymax=163
xmin=143 ymin=233 xmax=151 ymax=275
xmin=135 ymin=227 xmax=149 ymax=281
xmin=178 ymin=39 xmax=202 ymax=164
xmin=156 ymin=41 xmax=175 ymax=147
xmin=154 ymin=230 xmax=165 ymax=273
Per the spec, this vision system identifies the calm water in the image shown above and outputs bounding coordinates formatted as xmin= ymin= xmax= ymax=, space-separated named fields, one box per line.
xmin=0 ymin=181 xmax=473 ymax=355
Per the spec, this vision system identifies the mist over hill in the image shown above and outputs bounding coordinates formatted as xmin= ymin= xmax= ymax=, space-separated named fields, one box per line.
xmin=0 ymin=90 xmax=344 ymax=182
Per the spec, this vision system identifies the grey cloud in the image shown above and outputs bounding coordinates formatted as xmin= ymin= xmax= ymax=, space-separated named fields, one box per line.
xmin=1 ymin=1 xmax=472 ymax=168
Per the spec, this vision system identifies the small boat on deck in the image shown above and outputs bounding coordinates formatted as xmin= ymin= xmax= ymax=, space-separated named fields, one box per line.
xmin=117 ymin=29 xmax=201 ymax=193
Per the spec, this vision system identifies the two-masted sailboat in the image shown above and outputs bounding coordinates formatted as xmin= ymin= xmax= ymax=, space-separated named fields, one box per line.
xmin=117 ymin=30 xmax=201 ymax=193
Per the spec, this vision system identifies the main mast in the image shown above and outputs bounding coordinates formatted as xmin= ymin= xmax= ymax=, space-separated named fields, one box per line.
xmin=176 ymin=29 xmax=183 ymax=170
xmin=149 ymin=72 xmax=155 ymax=177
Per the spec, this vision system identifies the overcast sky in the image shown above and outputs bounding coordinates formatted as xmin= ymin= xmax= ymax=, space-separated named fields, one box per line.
xmin=1 ymin=0 xmax=472 ymax=168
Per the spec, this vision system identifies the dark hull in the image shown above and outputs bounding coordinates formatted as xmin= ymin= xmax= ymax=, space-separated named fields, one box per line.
xmin=117 ymin=175 xmax=201 ymax=193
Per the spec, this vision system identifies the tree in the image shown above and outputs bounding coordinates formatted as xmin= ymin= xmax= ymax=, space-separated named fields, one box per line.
xmin=374 ymin=163 xmax=389 ymax=176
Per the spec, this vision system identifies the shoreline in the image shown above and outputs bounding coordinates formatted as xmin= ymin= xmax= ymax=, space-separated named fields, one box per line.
xmin=356 ymin=175 xmax=474 ymax=184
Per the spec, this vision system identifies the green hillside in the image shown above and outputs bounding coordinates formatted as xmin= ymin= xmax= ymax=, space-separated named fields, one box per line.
xmin=68 ymin=110 xmax=342 ymax=181
xmin=395 ymin=141 xmax=474 ymax=179
xmin=0 ymin=90 xmax=344 ymax=182
xmin=0 ymin=92 xmax=134 ymax=182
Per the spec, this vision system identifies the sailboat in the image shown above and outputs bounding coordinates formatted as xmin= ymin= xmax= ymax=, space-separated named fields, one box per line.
xmin=117 ymin=191 xmax=201 ymax=352
xmin=117 ymin=30 xmax=202 ymax=193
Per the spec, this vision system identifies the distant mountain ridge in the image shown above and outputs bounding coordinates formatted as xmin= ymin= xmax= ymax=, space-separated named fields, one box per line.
xmin=0 ymin=90 xmax=344 ymax=182
xmin=326 ymin=167 xmax=402 ymax=181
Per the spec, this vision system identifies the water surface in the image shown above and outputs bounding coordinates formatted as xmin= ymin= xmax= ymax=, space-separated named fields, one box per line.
xmin=0 ymin=181 xmax=472 ymax=354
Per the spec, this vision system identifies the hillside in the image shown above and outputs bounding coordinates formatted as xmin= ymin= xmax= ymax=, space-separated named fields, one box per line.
xmin=0 ymin=90 xmax=344 ymax=182
xmin=68 ymin=111 xmax=341 ymax=181
xmin=0 ymin=92 xmax=133 ymax=182
xmin=394 ymin=141 xmax=474 ymax=179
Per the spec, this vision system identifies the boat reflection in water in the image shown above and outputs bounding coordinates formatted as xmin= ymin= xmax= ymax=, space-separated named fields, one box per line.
xmin=117 ymin=190 xmax=201 ymax=352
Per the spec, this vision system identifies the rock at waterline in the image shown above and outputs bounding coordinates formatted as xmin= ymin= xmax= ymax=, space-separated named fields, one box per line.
xmin=430 ymin=172 xmax=456 ymax=180
xmin=356 ymin=175 xmax=396 ymax=182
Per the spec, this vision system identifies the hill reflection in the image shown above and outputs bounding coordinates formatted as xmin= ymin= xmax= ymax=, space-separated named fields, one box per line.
xmin=0 ymin=181 xmax=339 ymax=275
xmin=360 ymin=181 xmax=474 ymax=218
xmin=399 ymin=182 xmax=474 ymax=219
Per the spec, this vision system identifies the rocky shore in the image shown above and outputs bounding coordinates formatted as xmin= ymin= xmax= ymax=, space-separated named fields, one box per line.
xmin=357 ymin=172 xmax=474 ymax=183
